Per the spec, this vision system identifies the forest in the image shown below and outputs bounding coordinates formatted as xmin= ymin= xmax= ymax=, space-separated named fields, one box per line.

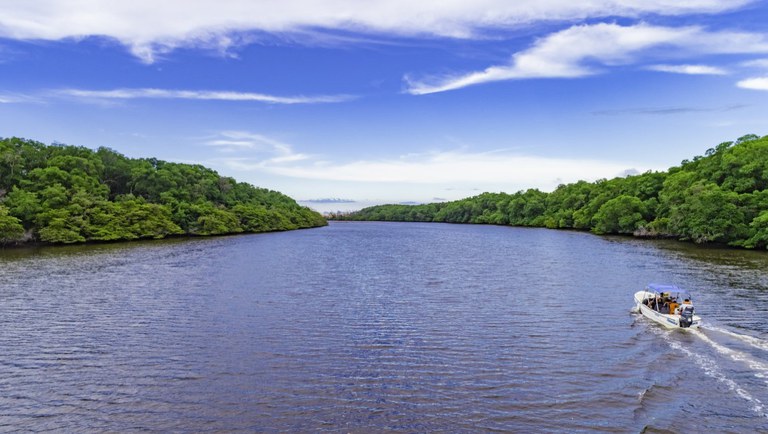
xmin=333 ymin=134 xmax=768 ymax=249
xmin=0 ymin=137 xmax=326 ymax=245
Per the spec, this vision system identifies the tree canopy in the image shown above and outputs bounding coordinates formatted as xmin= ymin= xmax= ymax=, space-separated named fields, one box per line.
xmin=0 ymin=137 xmax=326 ymax=245
xmin=333 ymin=134 xmax=768 ymax=249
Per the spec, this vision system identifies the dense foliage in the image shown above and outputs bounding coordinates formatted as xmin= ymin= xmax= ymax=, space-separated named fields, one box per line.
xmin=0 ymin=137 xmax=326 ymax=245
xmin=334 ymin=134 xmax=768 ymax=249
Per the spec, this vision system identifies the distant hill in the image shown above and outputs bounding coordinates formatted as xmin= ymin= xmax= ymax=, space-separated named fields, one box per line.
xmin=0 ymin=137 xmax=326 ymax=245
xmin=333 ymin=134 xmax=768 ymax=249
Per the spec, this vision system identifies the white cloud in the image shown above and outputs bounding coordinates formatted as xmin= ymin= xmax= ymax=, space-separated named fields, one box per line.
xmin=742 ymin=58 xmax=768 ymax=69
xmin=737 ymin=76 xmax=768 ymax=90
xmin=214 ymin=145 xmax=646 ymax=188
xmin=0 ymin=92 xmax=40 ymax=103
xmin=205 ymin=131 xmax=311 ymax=163
xmin=406 ymin=23 xmax=768 ymax=94
xmin=53 ymin=88 xmax=353 ymax=104
xmin=200 ymin=131 xmax=657 ymax=207
xmin=648 ymin=64 xmax=728 ymax=74
xmin=0 ymin=1 xmax=752 ymax=62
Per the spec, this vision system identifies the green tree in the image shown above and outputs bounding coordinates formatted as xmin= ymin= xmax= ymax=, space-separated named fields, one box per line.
xmin=0 ymin=205 xmax=25 ymax=244
xmin=3 ymin=187 xmax=42 ymax=228
xmin=592 ymin=195 xmax=647 ymax=234
xmin=738 ymin=210 xmax=768 ymax=249
xmin=37 ymin=208 xmax=85 ymax=244
xmin=0 ymin=137 xmax=325 ymax=245
xmin=189 ymin=203 xmax=243 ymax=235
xmin=341 ymin=134 xmax=768 ymax=249
xmin=667 ymin=182 xmax=746 ymax=243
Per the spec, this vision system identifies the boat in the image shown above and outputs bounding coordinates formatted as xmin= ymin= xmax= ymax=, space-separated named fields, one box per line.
xmin=633 ymin=284 xmax=701 ymax=329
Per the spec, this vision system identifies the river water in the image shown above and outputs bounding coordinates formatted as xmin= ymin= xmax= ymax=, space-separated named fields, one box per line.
xmin=2 ymin=221 xmax=768 ymax=432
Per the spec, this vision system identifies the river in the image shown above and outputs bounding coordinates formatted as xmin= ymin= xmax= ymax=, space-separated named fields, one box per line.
xmin=2 ymin=221 xmax=768 ymax=432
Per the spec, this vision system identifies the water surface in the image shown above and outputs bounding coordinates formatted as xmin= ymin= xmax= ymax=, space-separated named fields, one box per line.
xmin=2 ymin=222 xmax=768 ymax=432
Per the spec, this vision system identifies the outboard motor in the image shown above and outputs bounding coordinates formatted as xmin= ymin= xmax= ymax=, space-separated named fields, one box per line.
xmin=679 ymin=305 xmax=694 ymax=328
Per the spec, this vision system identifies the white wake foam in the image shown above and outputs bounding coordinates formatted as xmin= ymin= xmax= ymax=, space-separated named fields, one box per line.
xmin=703 ymin=324 xmax=768 ymax=352
xmin=664 ymin=332 xmax=767 ymax=418
xmin=691 ymin=329 xmax=768 ymax=388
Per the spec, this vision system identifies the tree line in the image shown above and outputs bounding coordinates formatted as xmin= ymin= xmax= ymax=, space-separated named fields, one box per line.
xmin=332 ymin=134 xmax=768 ymax=249
xmin=0 ymin=137 xmax=326 ymax=245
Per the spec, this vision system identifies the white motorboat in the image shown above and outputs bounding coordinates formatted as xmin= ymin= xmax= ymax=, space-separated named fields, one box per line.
xmin=633 ymin=284 xmax=701 ymax=329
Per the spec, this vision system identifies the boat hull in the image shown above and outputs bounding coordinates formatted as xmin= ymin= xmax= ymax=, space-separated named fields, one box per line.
xmin=634 ymin=290 xmax=701 ymax=329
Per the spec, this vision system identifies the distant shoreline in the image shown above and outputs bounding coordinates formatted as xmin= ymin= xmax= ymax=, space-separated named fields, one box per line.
xmin=330 ymin=134 xmax=768 ymax=251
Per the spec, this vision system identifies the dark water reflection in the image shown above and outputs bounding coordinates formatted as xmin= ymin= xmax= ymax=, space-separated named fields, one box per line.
xmin=2 ymin=222 xmax=768 ymax=432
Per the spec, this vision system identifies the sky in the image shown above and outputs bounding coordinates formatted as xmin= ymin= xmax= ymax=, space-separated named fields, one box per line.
xmin=1 ymin=1 xmax=768 ymax=212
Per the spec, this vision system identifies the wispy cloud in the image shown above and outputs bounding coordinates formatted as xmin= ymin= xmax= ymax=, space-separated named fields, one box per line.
xmin=0 ymin=94 xmax=19 ymax=103
xmin=302 ymin=198 xmax=358 ymax=204
xmin=213 ymin=144 xmax=648 ymax=191
xmin=647 ymin=64 xmax=728 ymax=74
xmin=53 ymin=88 xmax=354 ymax=104
xmin=592 ymin=104 xmax=747 ymax=116
xmin=405 ymin=23 xmax=768 ymax=94
xmin=742 ymin=58 xmax=768 ymax=69
xmin=205 ymin=131 xmax=311 ymax=165
xmin=0 ymin=92 xmax=41 ymax=104
xmin=737 ymin=76 xmax=768 ymax=90
xmin=0 ymin=1 xmax=752 ymax=62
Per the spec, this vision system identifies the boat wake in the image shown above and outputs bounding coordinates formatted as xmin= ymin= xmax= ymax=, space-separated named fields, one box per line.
xmin=663 ymin=334 xmax=768 ymax=418
xmin=703 ymin=324 xmax=768 ymax=353
xmin=693 ymin=329 xmax=768 ymax=377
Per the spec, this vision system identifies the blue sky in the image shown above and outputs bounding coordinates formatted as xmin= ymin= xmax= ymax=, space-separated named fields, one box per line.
xmin=1 ymin=1 xmax=768 ymax=212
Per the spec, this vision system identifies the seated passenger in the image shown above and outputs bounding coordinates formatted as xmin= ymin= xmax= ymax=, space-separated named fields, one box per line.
xmin=654 ymin=295 xmax=663 ymax=310
xmin=668 ymin=301 xmax=679 ymax=314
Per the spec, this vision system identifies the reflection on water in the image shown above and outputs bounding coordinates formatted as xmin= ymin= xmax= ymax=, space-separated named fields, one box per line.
xmin=1 ymin=222 xmax=767 ymax=432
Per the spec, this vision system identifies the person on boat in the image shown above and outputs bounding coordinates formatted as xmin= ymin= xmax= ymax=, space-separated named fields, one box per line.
xmin=674 ymin=298 xmax=693 ymax=314
xmin=658 ymin=292 xmax=670 ymax=313
xmin=680 ymin=298 xmax=692 ymax=310
xmin=668 ymin=300 xmax=679 ymax=315
xmin=652 ymin=293 xmax=664 ymax=311
xmin=679 ymin=298 xmax=695 ymax=321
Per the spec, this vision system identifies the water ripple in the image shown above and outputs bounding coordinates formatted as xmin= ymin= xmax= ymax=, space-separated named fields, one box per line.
xmin=2 ymin=223 xmax=768 ymax=432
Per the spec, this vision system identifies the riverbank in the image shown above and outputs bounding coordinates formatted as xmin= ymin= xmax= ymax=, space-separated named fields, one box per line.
xmin=0 ymin=137 xmax=326 ymax=246
xmin=333 ymin=134 xmax=768 ymax=250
